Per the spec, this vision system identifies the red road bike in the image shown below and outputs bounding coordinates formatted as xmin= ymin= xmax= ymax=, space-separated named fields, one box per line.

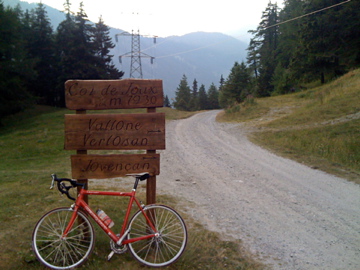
xmin=32 ymin=173 xmax=187 ymax=269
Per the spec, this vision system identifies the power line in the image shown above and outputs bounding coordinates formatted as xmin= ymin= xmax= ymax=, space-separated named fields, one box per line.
xmin=156 ymin=40 xmax=227 ymax=59
xmin=119 ymin=0 xmax=352 ymax=61
xmin=263 ymin=0 xmax=352 ymax=30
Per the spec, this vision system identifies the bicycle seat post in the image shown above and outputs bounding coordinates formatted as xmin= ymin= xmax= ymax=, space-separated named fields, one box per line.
xmin=133 ymin=177 xmax=140 ymax=191
xmin=126 ymin=173 xmax=150 ymax=191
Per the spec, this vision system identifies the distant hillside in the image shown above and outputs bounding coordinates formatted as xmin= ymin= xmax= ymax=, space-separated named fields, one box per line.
xmin=4 ymin=0 xmax=248 ymax=99
xmin=113 ymin=31 xmax=247 ymax=98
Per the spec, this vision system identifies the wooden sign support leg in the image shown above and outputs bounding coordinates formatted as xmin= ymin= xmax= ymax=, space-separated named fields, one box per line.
xmin=76 ymin=150 xmax=88 ymax=231
xmin=76 ymin=110 xmax=88 ymax=204
xmin=146 ymin=150 xmax=156 ymax=205
xmin=146 ymin=107 xmax=157 ymax=205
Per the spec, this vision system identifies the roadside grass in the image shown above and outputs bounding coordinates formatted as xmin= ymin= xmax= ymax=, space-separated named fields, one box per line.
xmin=0 ymin=106 xmax=263 ymax=270
xmin=217 ymin=92 xmax=308 ymax=124
xmin=252 ymin=120 xmax=359 ymax=182
xmin=218 ymin=69 xmax=360 ymax=183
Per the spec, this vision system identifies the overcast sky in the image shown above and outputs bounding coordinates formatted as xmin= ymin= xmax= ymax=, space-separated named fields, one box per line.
xmin=27 ymin=0 xmax=282 ymax=39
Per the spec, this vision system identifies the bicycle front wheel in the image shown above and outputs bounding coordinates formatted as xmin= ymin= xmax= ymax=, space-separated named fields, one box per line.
xmin=32 ymin=207 xmax=95 ymax=270
xmin=127 ymin=204 xmax=187 ymax=267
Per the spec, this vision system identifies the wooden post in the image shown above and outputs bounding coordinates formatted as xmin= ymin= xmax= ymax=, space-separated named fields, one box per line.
xmin=76 ymin=110 xmax=88 ymax=203
xmin=146 ymin=107 xmax=157 ymax=205
xmin=146 ymin=150 xmax=157 ymax=204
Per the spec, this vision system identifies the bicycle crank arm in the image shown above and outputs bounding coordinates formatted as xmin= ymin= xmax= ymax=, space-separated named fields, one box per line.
xmin=108 ymin=229 xmax=130 ymax=261
xmin=107 ymin=251 xmax=115 ymax=261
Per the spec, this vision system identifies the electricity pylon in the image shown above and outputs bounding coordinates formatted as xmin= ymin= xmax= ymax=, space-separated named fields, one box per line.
xmin=115 ymin=30 xmax=156 ymax=79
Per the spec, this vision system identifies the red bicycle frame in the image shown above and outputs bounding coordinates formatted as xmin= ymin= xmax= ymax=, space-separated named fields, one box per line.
xmin=62 ymin=187 xmax=158 ymax=245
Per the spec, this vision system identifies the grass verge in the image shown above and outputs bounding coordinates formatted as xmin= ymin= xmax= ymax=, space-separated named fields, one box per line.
xmin=218 ymin=69 xmax=360 ymax=184
xmin=0 ymin=106 xmax=263 ymax=270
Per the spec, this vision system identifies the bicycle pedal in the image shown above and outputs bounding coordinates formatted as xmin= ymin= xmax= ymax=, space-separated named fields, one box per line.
xmin=107 ymin=251 xmax=115 ymax=261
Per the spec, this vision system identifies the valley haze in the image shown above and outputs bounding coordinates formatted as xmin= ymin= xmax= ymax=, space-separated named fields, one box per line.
xmin=5 ymin=0 xmax=249 ymax=99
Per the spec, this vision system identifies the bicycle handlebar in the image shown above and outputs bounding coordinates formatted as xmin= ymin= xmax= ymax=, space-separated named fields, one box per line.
xmin=50 ymin=174 xmax=84 ymax=201
xmin=49 ymin=173 xmax=149 ymax=200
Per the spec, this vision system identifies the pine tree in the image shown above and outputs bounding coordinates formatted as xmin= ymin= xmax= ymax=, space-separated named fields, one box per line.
xmin=258 ymin=2 xmax=279 ymax=96
xmin=56 ymin=1 xmax=97 ymax=80
xmin=219 ymin=75 xmax=225 ymax=91
xmin=247 ymin=2 xmax=279 ymax=96
xmin=55 ymin=1 xmax=99 ymax=105
xmin=164 ymin=95 xmax=171 ymax=107
xmin=173 ymin=75 xmax=191 ymax=111
xmin=246 ymin=36 xmax=261 ymax=79
xmin=271 ymin=0 xmax=303 ymax=94
xmin=207 ymin=83 xmax=220 ymax=109
xmin=189 ymin=79 xmax=199 ymax=111
xmin=27 ymin=2 xmax=58 ymax=105
xmin=72 ymin=1 xmax=97 ymax=78
xmin=54 ymin=0 xmax=76 ymax=105
xmin=219 ymin=62 xmax=251 ymax=108
xmin=0 ymin=3 xmax=35 ymax=122
xmin=93 ymin=15 xmax=123 ymax=79
xmin=197 ymin=84 xmax=208 ymax=110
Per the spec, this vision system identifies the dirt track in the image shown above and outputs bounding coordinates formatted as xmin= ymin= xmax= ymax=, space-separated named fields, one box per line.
xmin=156 ymin=110 xmax=360 ymax=270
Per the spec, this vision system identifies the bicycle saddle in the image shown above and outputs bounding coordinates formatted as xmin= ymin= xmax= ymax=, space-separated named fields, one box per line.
xmin=126 ymin=172 xmax=150 ymax=181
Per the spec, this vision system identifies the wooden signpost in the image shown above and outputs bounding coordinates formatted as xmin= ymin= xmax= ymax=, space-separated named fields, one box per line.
xmin=65 ymin=79 xmax=163 ymax=110
xmin=64 ymin=79 xmax=164 ymax=204
xmin=70 ymin=154 xmax=160 ymax=179
xmin=64 ymin=113 xmax=165 ymax=150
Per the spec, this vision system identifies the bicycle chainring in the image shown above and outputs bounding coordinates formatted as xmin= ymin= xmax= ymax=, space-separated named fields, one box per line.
xmin=110 ymin=234 xmax=128 ymax=254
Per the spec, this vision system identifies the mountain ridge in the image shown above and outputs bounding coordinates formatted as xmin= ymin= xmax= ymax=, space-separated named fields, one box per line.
xmin=4 ymin=0 xmax=248 ymax=98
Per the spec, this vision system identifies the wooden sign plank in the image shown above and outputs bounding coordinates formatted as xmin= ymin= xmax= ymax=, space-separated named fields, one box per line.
xmin=64 ymin=113 xmax=165 ymax=150
xmin=65 ymin=79 xmax=163 ymax=110
xmin=71 ymin=154 xmax=160 ymax=179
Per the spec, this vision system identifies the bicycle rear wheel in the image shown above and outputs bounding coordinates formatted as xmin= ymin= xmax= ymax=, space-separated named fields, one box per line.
xmin=127 ymin=204 xmax=187 ymax=267
xmin=32 ymin=207 xmax=95 ymax=270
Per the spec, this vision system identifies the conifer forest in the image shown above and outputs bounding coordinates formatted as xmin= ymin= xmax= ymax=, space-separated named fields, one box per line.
xmin=1 ymin=0 xmax=359 ymax=117
xmin=173 ymin=0 xmax=359 ymax=111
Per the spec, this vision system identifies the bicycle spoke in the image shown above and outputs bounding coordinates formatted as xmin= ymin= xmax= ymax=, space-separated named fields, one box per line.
xmin=127 ymin=205 xmax=187 ymax=267
xmin=32 ymin=208 xmax=95 ymax=269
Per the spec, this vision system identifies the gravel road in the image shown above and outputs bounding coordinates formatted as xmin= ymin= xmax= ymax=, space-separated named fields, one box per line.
xmin=156 ymin=110 xmax=360 ymax=270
